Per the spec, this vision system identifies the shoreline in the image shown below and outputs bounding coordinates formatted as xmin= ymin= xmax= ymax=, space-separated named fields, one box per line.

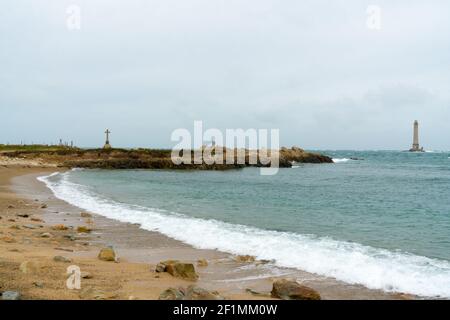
xmin=1 ymin=166 xmax=408 ymax=300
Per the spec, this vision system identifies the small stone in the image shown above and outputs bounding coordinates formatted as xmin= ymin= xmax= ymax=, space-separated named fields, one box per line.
xmin=98 ymin=247 xmax=116 ymax=261
xmin=33 ymin=281 xmax=44 ymax=288
xmin=80 ymin=212 xmax=92 ymax=218
xmin=31 ymin=218 xmax=43 ymax=222
xmin=1 ymin=291 xmax=21 ymax=300
xmin=40 ymin=232 xmax=52 ymax=238
xmin=7 ymin=205 xmax=15 ymax=209
xmin=63 ymin=234 xmax=76 ymax=241
xmin=41 ymin=204 xmax=48 ymax=209
xmin=8 ymin=219 xmax=16 ymax=222
xmin=52 ymin=224 xmax=68 ymax=231
xmin=235 ymin=255 xmax=256 ymax=263
xmin=77 ymin=226 xmax=91 ymax=233
xmin=17 ymin=214 xmax=29 ymax=218
xmin=245 ymin=288 xmax=268 ymax=297
xmin=184 ymin=286 xmax=224 ymax=300
xmin=10 ymin=225 xmax=21 ymax=230
xmin=53 ymin=255 xmax=72 ymax=263
xmin=81 ymin=271 xmax=92 ymax=279
xmin=159 ymin=288 xmax=185 ymax=300
xmin=23 ymin=224 xmax=38 ymax=229
xmin=54 ymin=247 xmax=74 ymax=252
xmin=197 ymin=259 xmax=208 ymax=267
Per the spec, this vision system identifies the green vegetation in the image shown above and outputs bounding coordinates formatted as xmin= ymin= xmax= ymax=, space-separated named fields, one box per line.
xmin=0 ymin=144 xmax=78 ymax=153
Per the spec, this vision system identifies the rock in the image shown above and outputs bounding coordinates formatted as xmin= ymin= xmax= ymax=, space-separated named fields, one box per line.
xmin=155 ymin=260 xmax=178 ymax=272
xmin=17 ymin=214 xmax=29 ymax=218
xmin=184 ymin=286 xmax=224 ymax=300
xmin=20 ymin=261 xmax=37 ymax=274
xmin=81 ymin=271 xmax=92 ymax=279
xmin=245 ymin=288 xmax=268 ymax=297
xmin=1 ymin=236 xmax=16 ymax=243
xmin=81 ymin=212 xmax=92 ymax=218
xmin=8 ymin=219 xmax=16 ymax=222
xmin=159 ymin=288 xmax=185 ymax=300
xmin=54 ymin=247 xmax=74 ymax=252
xmin=271 ymin=279 xmax=321 ymax=300
xmin=10 ymin=225 xmax=21 ymax=230
xmin=63 ymin=234 xmax=76 ymax=241
xmin=77 ymin=226 xmax=91 ymax=233
xmin=52 ymin=224 xmax=68 ymax=231
xmin=23 ymin=224 xmax=38 ymax=229
xmin=40 ymin=232 xmax=52 ymax=238
xmin=155 ymin=260 xmax=198 ymax=280
xmin=155 ymin=263 xmax=166 ymax=273
xmin=31 ymin=218 xmax=43 ymax=222
xmin=7 ymin=205 xmax=15 ymax=209
xmin=1 ymin=291 xmax=21 ymax=300
xmin=41 ymin=204 xmax=48 ymax=209
xmin=165 ymin=262 xmax=198 ymax=281
xmin=53 ymin=255 xmax=72 ymax=263
xmin=159 ymin=286 xmax=224 ymax=300
xmin=235 ymin=255 xmax=256 ymax=263
xmin=197 ymin=259 xmax=208 ymax=267
xmin=98 ymin=247 xmax=116 ymax=261
xmin=33 ymin=281 xmax=44 ymax=288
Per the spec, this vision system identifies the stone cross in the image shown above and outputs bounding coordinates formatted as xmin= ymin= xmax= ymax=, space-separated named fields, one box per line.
xmin=105 ymin=129 xmax=111 ymax=144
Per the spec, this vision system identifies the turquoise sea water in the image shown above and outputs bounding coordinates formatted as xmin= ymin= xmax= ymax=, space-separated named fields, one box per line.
xmin=40 ymin=151 xmax=450 ymax=298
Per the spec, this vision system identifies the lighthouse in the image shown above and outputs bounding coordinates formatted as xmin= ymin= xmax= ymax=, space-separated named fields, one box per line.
xmin=409 ymin=120 xmax=424 ymax=152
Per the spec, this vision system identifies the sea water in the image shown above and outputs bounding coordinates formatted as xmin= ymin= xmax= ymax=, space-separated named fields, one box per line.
xmin=39 ymin=150 xmax=450 ymax=298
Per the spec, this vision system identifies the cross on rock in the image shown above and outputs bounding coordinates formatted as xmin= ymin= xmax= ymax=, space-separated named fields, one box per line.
xmin=103 ymin=129 xmax=112 ymax=149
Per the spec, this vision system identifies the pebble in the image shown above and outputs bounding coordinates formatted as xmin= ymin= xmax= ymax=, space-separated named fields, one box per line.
xmin=40 ymin=232 xmax=52 ymax=238
xmin=53 ymin=255 xmax=72 ymax=263
xmin=1 ymin=291 xmax=21 ymax=300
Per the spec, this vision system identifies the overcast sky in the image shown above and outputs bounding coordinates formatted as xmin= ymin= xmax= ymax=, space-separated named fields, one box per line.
xmin=1 ymin=0 xmax=449 ymax=150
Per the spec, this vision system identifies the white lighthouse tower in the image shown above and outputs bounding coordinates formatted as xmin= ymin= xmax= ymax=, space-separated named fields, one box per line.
xmin=409 ymin=120 xmax=424 ymax=152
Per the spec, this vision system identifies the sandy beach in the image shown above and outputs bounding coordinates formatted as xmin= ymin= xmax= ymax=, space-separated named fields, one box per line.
xmin=0 ymin=164 xmax=409 ymax=300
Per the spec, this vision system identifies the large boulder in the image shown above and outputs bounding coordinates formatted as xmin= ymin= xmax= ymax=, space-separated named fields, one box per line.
xmin=271 ymin=279 xmax=321 ymax=300
xmin=156 ymin=260 xmax=198 ymax=281
xmin=98 ymin=247 xmax=116 ymax=262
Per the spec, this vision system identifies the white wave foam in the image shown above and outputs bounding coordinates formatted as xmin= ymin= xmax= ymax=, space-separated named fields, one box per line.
xmin=37 ymin=172 xmax=450 ymax=298
xmin=332 ymin=158 xmax=351 ymax=163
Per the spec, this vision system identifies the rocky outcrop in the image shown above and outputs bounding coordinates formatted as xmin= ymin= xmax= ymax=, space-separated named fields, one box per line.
xmin=1 ymin=146 xmax=332 ymax=170
xmin=271 ymin=279 xmax=321 ymax=300
xmin=155 ymin=260 xmax=198 ymax=281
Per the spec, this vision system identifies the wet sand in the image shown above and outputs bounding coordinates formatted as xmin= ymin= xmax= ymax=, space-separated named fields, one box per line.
xmin=1 ymin=166 xmax=407 ymax=300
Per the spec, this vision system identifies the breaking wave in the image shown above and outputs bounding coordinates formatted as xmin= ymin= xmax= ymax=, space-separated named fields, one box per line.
xmin=37 ymin=171 xmax=450 ymax=298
